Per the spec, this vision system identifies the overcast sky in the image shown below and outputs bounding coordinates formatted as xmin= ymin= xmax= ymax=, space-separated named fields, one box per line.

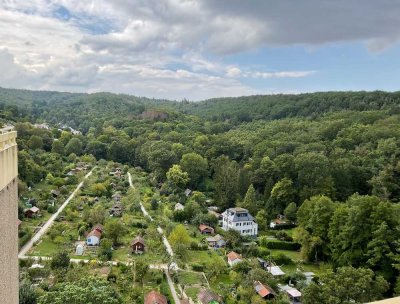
xmin=1 ymin=0 xmax=400 ymax=100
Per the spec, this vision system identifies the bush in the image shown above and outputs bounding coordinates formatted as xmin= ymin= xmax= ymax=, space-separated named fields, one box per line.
xmin=264 ymin=240 xmax=300 ymax=251
xmin=275 ymin=231 xmax=293 ymax=242
xmin=191 ymin=263 xmax=205 ymax=272
xmin=272 ymin=253 xmax=294 ymax=265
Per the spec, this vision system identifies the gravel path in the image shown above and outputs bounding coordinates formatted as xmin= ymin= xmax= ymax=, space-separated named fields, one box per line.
xmin=18 ymin=168 xmax=95 ymax=259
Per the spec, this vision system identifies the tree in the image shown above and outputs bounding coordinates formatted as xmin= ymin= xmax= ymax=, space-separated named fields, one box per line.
xmin=296 ymin=195 xmax=335 ymax=262
xmin=38 ymin=277 xmax=121 ymax=304
xmin=255 ymin=210 xmax=269 ymax=232
xmin=90 ymin=183 xmax=107 ymax=197
xmin=88 ymin=205 xmax=106 ymax=225
xmin=268 ymin=178 xmax=296 ymax=214
xmin=65 ymin=138 xmax=83 ymax=156
xmin=238 ymin=184 xmax=259 ymax=215
xmin=303 ymin=266 xmax=389 ymax=304
xmin=50 ymin=251 xmax=70 ymax=269
xmin=19 ymin=279 xmax=37 ymax=304
xmin=284 ymin=202 xmax=297 ymax=222
xmin=98 ymin=238 xmax=113 ymax=261
xmin=180 ymin=153 xmax=208 ymax=188
xmin=295 ymin=152 xmax=335 ymax=201
xmin=105 ymin=221 xmax=125 ymax=245
xmin=134 ymin=260 xmax=149 ymax=285
xmin=166 ymin=164 xmax=189 ymax=190
xmin=51 ymin=140 xmax=64 ymax=155
xmin=28 ymin=135 xmax=43 ymax=150
xmin=168 ymin=224 xmax=191 ymax=248
xmin=213 ymin=155 xmax=238 ymax=209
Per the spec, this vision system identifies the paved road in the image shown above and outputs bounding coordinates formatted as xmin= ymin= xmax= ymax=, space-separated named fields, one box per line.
xmin=18 ymin=168 xmax=95 ymax=259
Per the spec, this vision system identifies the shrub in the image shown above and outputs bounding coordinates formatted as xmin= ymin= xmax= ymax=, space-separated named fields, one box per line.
xmin=272 ymin=253 xmax=294 ymax=265
xmin=191 ymin=263 xmax=205 ymax=272
xmin=264 ymin=240 xmax=300 ymax=251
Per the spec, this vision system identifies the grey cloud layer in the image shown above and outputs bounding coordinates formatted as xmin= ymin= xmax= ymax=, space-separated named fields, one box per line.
xmin=0 ymin=0 xmax=398 ymax=99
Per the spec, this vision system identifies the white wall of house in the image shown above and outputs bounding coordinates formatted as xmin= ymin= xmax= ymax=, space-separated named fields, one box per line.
xmin=86 ymin=235 xmax=99 ymax=246
xmin=221 ymin=208 xmax=258 ymax=236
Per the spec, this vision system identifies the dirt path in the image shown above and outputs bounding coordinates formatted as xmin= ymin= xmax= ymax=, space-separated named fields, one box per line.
xmin=18 ymin=168 xmax=95 ymax=259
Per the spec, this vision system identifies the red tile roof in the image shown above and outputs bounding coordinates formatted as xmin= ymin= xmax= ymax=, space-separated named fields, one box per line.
xmin=254 ymin=281 xmax=274 ymax=298
xmin=227 ymin=251 xmax=242 ymax=262
xmin=199 ymin=224 xmax=214 ymax=232
xmin=87 ymin=229 xmax=101 ymax=238
xmin=144 ymin=290 xmax=168 ymax=304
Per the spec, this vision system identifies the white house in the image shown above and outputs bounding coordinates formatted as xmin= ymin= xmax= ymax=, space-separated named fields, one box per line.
xmin=174 ymin=203 xmax=184 ymax=211
xmin=221 ymin=207 xmax=258 ymax=236
xmin=86 ymin=229 xmax=101 ymax=246
xmin=75 ymin=244 xmax=84 ymax=256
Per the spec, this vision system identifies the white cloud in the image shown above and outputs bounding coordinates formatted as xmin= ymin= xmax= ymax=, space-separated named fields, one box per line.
xmin=5 ymin=0 xmax=395 ymax=99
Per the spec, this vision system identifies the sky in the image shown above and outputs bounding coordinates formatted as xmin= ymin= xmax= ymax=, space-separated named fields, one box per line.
xmin=1 ymin=0 xmax=400 ymax=101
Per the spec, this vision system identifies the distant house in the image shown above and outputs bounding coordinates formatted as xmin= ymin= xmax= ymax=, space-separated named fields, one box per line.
xmin=278 ymin=284 xmax=302 ymax=303
xmin=86 ymin=229 xmax=101 ymax=246
xmin=197 ymin=288 xmax=222 ymax=304
xmin=93 ymin=224 xmax=104 ymax=234
xmin=254 ymin=281 xmax=275 ymax=300
xmin=131 ymin=236 xmax=145 ymax=254
xmin=24 ymin=206 xmax=40 ymax=218
xmin=227 ymin=251 xmax=242 ymax=266
xmin=75 ymin=244 xmax=84 ymax=256
xmin=208 ymin=210 xmax=223 ymax=226
xmin=257 ymin=257 xmax=268 ymax=269
xmin=221 ymin=207 xmax=258 ymax=236
xmin=51 ymin=189 xmax=60 ymax=198
xmin=184 ymin=188 xmax=192 ymax=197
xmin=144 ymin=290 xmax=167 ymax=304
xmin=266 ymin=265 xmax=285 ymax=276
xmin=109 ymin=203 xmax=124 ymax=217
xmin=270 ymin=214 xmax=289 ymax=229
xmin=199 ymin=224 xmax=214 ymax=235
xmin=206 ymin=234 xmax=226 ymax=249
xmin=303 ymin=272 xmax=315 ymax=284
xmin=174 ymin=202 xmax=185 ymax=211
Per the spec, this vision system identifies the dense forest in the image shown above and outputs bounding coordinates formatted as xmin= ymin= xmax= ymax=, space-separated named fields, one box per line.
xmin=2 ymin=87 xmax=400 ymax=302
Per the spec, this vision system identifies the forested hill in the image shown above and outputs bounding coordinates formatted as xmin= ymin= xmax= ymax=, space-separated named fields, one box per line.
xmin=176 ymin=91 xmax=400 ymax=122
xmin=0 ymin=87 xmax=177 ymax=132
xmin=3 ymin=88 xmax=400 ymax=129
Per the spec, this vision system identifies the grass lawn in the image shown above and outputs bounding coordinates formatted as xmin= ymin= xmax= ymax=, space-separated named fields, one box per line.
xmin=177 ymin=271 xmax=207 ymax=285
xmin=185 ymin=250 xmax=225 ymax=268
xmin=185 ymin=286 xmax=200 ymax=300
xmin=29 ymin=238 xmax=64 ymax=256
xmin=269 ymin=249 xmax=302 ymax=260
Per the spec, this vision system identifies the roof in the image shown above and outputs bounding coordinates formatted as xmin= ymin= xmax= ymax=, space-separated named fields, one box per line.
xmin=93 ymin=224 xmax=104 ymax=232
xmin=30 ymin=206 xmax=40 ymax=213
xmin=267 ymin=266 xmax=285 ymax=276
xmin=206 ymin=234 xmax=225 ymax=242
xmin=144 ymin=290 xmax=168 ymax=304
xmin=87 ymin=229 xmax=101 ymax=238
xmin=254 ymin=281 xmax=274 ymax=298
xmin=257 ymin=257 xmax=267 ymax=264
xmin=278 ymin=285 xmax=301 ymax=298
xmin=223 ymin=208 xmax=255 ymax=222
xmin=227 ymin=251 xmax=242 ymax=262
xmin=198 ymin=288 xmax=221 ymax=304
xmin=199 ymin=224 xmax=214 ymax=232
xmin=131 ymin=236 xmax=145 ymax=246
xmin=51 ymin=189 xmax=60 ymax=195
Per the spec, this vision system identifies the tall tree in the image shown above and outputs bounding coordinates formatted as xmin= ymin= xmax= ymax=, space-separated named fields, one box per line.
xmin=303 ymin=266 xmax=389 ymax=304
xmin=213 ymin=155 xmax=239 ymax=209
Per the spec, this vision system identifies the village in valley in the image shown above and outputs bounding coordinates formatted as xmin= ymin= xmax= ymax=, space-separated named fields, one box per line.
xmin=18 ymin=156 xmax=324 ymax=304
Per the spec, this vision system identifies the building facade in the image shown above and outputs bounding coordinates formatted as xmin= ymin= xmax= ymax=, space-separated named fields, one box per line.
xmin=221 ymin=207 xmax=258 ymax=236
xmin=0 ymin=127 xmax=18 ymax=303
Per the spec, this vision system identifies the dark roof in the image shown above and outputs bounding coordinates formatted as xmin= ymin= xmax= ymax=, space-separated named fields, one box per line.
xmin=144 ymin=290 xmax=167 ymax=304
xmin=198 ymin=289 xmax=222 ymax=304
xmin=223 ymin=207 xmax=255 ymax=222
xmin=131 ymin=236 xmax=145 ymax=246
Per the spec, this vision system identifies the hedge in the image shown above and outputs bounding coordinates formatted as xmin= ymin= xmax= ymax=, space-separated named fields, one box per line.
xmin=264 ymin=240 xmax=301 ymax=251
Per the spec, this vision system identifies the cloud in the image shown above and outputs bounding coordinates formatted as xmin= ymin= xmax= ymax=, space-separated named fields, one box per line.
xmin=0 ymin=0 xmax=396 ymax=99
